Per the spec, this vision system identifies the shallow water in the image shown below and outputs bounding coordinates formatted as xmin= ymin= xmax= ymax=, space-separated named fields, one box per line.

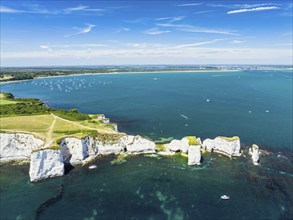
xmin=1 ymin=149 xmax=292 ymax=220
xmin=0 ymin=70 xmax=292 ymax=219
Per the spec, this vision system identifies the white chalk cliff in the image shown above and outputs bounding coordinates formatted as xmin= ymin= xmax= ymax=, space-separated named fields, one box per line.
xmin=1 ymin=131 xmax=247 ymax=183
xmin=249 ymin=144 xmax=260 ymax=165
xmin=122 ymin=135 xmax=156 ymax=153
xmin=202 ymin=136 xmax=241 ymax=157
xmin=29 ymin=149 xmax=64 ymax=182
xmin=166 ymin=138 xmax=189 ymax=153
xmin=60 ymin=137 xmax=92 ymax=164
xmin=0 ymin=133 xmax=44 ymax=162
xmin=96 ymin=141 xmax=125 ymax=154
xmin=188 ymin=145 xmax=201 ymax=165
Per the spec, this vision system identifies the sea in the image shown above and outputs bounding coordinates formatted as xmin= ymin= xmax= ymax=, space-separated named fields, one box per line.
xmin=0 ymin=70 xmax=292 ymax=219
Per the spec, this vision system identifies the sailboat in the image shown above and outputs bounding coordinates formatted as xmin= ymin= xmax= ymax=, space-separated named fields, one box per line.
xmin=220 ymin=195 xmax=230 ymax=200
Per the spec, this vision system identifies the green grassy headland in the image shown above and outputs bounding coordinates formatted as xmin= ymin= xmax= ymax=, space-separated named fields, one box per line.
xmin=0 ymin=92 xmax=117 ymax=148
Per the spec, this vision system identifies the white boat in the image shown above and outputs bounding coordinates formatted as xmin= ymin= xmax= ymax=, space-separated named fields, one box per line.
xmin=89 ymin=165 xmax=97 ymax=169
xmin=220 ymin=195 xmax=230 ymax=200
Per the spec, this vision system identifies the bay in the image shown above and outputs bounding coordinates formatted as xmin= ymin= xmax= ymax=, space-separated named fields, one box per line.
xmin=0 ymin=70 xmax=292 ymax=219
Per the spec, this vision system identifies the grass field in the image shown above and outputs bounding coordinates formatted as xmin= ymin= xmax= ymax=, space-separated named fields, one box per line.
xmin=0 ymin=113 xmax=116 ymax=147
xmin=0 ymin=92 xmax=117 ymax=148
xmin=0 ymin=115 xmax=54 ymax=133
xmin=0 ymin=99 xmax=18 ymax=105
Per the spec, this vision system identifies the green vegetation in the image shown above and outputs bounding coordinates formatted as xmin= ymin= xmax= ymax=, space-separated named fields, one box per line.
xmin=0 ymin=93 xmax=118 ymax=150
xmin=0 ymin=92 xmax=14 ymax=99
xmin=95 ymin=133 xmax=124 ymax=144
xmin=217 ymin=136 xmax=240 ymax=142
xmin=0 ymin=99 xmax=18 ymax=105
xmin=0 ymin=66 xmax=211 ymax=82
xmin=0 ymin=94 xmax=50 ymax=117
xmin=155 ymin=136 xmax=173 ymax=144
xmin=0 ymin=92 xmax=91 ymax=120
xmin=52 ymin=109 xmax=90 ymax=121
xmin=111 ymin=153 xmax=127 ymax=165
xmin=0 ymin=115 xmax=54 ymax=133
xmin=0 ymin=101 xmax=50 ymax=116
xmin=173 ymin=152 xmax=188 ymax=164
xmin=155 ymin=144 xmax=166 ymax=152
xmin=0 ymin=66 xmax=292 ymax=83
xmin=185 ymin=136 xmax=200 ymax=145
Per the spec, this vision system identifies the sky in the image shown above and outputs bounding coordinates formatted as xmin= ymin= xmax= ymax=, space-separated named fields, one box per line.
xmin=0 ymin=0 xmax=292 ymax=67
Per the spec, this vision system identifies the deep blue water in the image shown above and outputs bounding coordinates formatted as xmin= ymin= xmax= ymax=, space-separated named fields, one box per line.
xmin=0 ymin=70 xmax=292 ymax=220
xmin=1 ymin=70 xmax=292 ymax=148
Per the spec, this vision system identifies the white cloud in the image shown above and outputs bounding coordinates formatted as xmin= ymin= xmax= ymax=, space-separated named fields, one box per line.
xmin=0 ymin=5 xmax=58 ymax=14
xmin=177 ymin=3 xmax=203 ymax=7
xmin=0 ymin=6 xmax=22 ymax=13
xmin=0 ymin=5 xmax=104 ymax=15
xmin=126 ymin=43 xmax=166 ymax=48
xmin=194 ymin=10 xmax=213 ymax=14
xmin=230 ymin=40 xmax=245 ymax=44
xmin=39 ymin=45 xmax=52 ymax=52
xmin=157 ymin=23 xmax=239 ymax=36
xmin=65 ymin=5 xmax=104 ymax=13
xmin=235 ymin=3 xmax=278 ymax=9
xmin=143 ymin=28 xmax=170 ymax=35
xmin=227 ymin=6 xmax=279 ymax=14
xmin=64 ymin=24 xmax=96 ymax=37
xmin=116 ymin=27 xmax=131 ymax=32
xmin=172 ymin=39 xmax=223 ymax=48
xmin=40 ymin=45 xmax=50 ymax=49
xmin=156 ymin=16 xmax=185 ymax=23
xmin=40 ymin=44 xmax=107 ymax=49
xmin=65 ymin=5 xmax=89 ymax=12
xmin=2 ymin=47 xmax=291 ymax=66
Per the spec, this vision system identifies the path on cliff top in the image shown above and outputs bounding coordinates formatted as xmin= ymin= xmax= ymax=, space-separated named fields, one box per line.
xmin=43 ymin=113 xmax=116 ymax=147
xmin=44 ymin=114 xmax=57 ymax=147
xmin=51 ymin=113 xmax=115 ymax=132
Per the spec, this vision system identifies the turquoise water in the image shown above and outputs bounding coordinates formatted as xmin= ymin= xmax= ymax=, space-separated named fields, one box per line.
xmin=1 ymin=151 xmax=293 ymax=220
xmin=1 ymin=70 xmax=292 ymax=148
xmin=0 ymin=70 xmax=292 ymax=219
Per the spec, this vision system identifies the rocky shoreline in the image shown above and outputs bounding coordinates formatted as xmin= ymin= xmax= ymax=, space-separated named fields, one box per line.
xmin=0 ymin=131 xmax=261 ymax=182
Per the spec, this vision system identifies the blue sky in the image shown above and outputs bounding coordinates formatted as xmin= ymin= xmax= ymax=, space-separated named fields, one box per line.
xmin=0 ymin=0 xmax=292 ymax=67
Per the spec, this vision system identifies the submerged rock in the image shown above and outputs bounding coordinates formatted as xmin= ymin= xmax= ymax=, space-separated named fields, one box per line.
xmin=0 ymin=133 xmax=44 ymax=162
xmin=249 ymin=144 xmax=260 ymax=165
xmin=29 ymin=149 xmax=64 ymax=182
xmin=188 ymin=145 xmax=201 ymax=165
xmin=202 ymin=136 xmax=241 ymax=157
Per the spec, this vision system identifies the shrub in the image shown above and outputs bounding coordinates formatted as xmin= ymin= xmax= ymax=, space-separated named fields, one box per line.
xmin=51 ymin=109 xmax=90 ymax=121
xmin=185 ymin=136 xmax=200 ymax=145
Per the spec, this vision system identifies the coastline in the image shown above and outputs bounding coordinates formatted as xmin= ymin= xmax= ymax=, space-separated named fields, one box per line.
xmin=1 ymin=68 xmax=292 ymax=85
xmin=0 ymin=69 xmax=241 ymax=85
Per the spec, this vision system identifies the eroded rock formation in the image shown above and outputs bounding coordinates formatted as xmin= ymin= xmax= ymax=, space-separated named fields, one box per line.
xmin=29 ymin=149 xmax=64 ymax=182
xmin=202 ymin=136 xmax=241 ymax=157
xmin=0 ymin=133 xmax=44 ymax=162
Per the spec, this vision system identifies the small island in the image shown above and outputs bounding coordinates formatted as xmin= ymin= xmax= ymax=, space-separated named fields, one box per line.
xmin=0 ymin=92 xmax=260 ymax=182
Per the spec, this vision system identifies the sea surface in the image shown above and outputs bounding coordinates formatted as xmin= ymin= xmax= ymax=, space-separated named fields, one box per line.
xmin=0 ymin=70 xmax=292 ymax=219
